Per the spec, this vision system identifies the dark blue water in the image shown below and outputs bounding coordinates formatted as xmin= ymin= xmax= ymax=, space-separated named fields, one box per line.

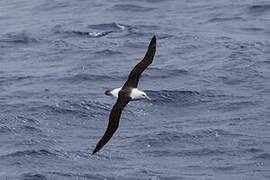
xmin=1 ymin=0 xmax=270 ymax=179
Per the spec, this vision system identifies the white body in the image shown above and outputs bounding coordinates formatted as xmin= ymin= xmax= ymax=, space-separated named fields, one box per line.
xmin=110 ymin=87 xmax=149 ymax=100
xmin=110 ymin=87 xmax=122 ymax=98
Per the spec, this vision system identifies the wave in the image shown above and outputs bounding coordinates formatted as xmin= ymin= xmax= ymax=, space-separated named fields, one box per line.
xmin=132 ymin=128 xmax=240 ymax=148
xmin=15 ymin=115 xmax=39 ymax=124
xmin=87 ymin=22 xmax=162 ymax=38
xmin=0 ymin=149 xmax=58 ymax=159
xmin=212 ymin=100 xmax=258 ymax=112
xmin=34 ymin=1 xmax=70 ymax=12
xmin=53 ymin=25 xmax=113 ymax=38
xmin=144 ymin=148 xmax=227 ymax=157
xmin=21 ymin=173 xmax=48 ymax=180
xmin=241 ymin=27 xmax=267 ymax=33
xmin=20 ymin=171 xmax=108 ymax=180
xmin=212 ymin=165 xmax=238 ymax=172
xmin=132 ymin=24 xmax=159 ymax=31
xmin=0 ymin=125 xmax=13 ymax=134
xmin=51 ymin=39 xmax=75 ymax=50
xmin=133 ymin=131 xmax=189 ymax=148
xmin=143 ymin=67 xmax=188 ymax=79
xmin=207 ymin=17 xmax=243 ymax=23
xmin=56 ymin=23 xmax=129 ymax=39
xmin=133 ymin=129 xmax=254 ymax=158
xmin=94 ymin=49 xmax=122 ymax=56
xmin=53 ymin=22 xmax=130 ymax=39
xmin=87 ymin=22 xmax=128 ymax=31
xmin=52 ymin=22 xmax=160 ymax=40
xmin=252 ymin=153 xmax=270 ymax=160
xmin=70 ymin=30 xmax=113 ymax=37
xmin=245 ymin=147 xmax=263 ymax=153
xmin=110 ymin=4 xmax=155 ymax=12
xmin=0 ymin=32 xmax=39 ymax=44
xmin=145 ymin=90 xmax=200 ymax=105
xmin=45 ymin=171 xmax=105 ymax=180
xmin=248 ymin=4 xmax=270 ymax=14
xmin=146 ymin=89 xmax=246 ymax=107
xmin=60 ymin=74 xmax=118 ymax=83
xmin=0 ymin=75 xmax=35 ymax=85
xmin=19 ymin=125 xmax=43 ymax=134
xmin=39 ymin=99 xmax=110 ymax=119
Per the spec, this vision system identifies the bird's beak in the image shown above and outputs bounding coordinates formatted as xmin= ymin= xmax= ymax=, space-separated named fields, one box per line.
xmin=145 ymin=95 xmax=151 ymax=103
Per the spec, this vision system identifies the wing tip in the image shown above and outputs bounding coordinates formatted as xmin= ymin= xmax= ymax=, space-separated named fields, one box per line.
xmin=148 ymin=35 xmax=156 ymax=50
xmin=92 ymin=147 xmax=99 ymax=154
xmin=151 ymin=35 xmax=156 ymax=44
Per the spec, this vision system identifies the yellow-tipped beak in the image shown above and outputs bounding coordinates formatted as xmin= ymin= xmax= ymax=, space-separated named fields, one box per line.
xmin=145 ymin=95 xmax=151 ymax=102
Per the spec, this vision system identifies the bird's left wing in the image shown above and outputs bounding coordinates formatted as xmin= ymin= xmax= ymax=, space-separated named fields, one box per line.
xmin=123 ymin=35 xmax=156 ymax=88
xmin=92 ymin=92 xmax=130 ymax=154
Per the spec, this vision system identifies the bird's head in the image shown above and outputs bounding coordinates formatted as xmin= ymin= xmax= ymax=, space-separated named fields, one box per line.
xmin=105 ymin=90 xmax=112 ymax=96
xmin=140 ymin=92 xmax=151 ymax=102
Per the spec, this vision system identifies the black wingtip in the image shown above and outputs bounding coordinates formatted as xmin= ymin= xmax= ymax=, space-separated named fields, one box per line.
xmin=92 ymin=142 xmax=104 ymax=154
xmin=92 ymin=147 xmax=99 ymax=155
xmin=151 ymin=35 xmax=156 ymax=43
xmin=149 ymin=35 xmax=156 ymax=48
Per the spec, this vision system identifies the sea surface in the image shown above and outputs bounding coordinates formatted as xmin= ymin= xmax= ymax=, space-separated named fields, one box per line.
xmin=0 ymin=0 xmax=270 ymax=179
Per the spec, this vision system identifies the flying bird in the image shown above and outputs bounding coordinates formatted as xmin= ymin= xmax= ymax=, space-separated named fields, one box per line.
xmin=93 ymin=35 xmax=156 ymax=154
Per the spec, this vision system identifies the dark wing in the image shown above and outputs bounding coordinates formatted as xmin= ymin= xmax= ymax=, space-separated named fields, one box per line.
xmin=123 ymin=35 xmax=156 ymax=88
xmin=92 ymin=92 xmax=130 ymax=154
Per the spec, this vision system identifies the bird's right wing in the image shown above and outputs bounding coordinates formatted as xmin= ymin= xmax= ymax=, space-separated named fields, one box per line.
xmin=92 ymin=92 xmax=130 ymax=154
xmin=123 ymin=35 xmax=156 ymax=88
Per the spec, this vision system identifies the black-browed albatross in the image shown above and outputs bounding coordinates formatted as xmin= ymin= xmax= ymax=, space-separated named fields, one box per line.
xmin=93 ymin=35 xmax=156 ymax=154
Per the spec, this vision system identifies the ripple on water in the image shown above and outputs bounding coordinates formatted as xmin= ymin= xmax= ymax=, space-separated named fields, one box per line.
xmin=143 ymin=67 xmax=188 ymax=79
xmin=247 ymin=4 xmax=270 ymax=14
xmin=71 ymin=30 xmax=113 ymax=38
xmin=252 ymin=153 xmax=270 ymax=160
xmin=0 ymin=125 xmax=13 ymax=134
xmin=0 ymin=149 xmax=58 ymax=159
xmin=60 ymin=74 xmax=118 ymax=83
xmin=44 ymin=172 xmax=106 ymax=180
xmin=87 ymin=22 xmax=128 ymax=31
xmin=132 ymin=128 xmax=240 ymax=149
xmin=94 ymin=49 xmax=122 ymax=57
xmin=21 ymin=173 xmax=48 ymax=180
xmin=147 ymin=90 xmax=200 ymax=104
xmin=206 ymin=16 xmax=244 ymax=23
xmin=0 ymin=32 xmax=39 ymax=44
xmin=110 ymin=4 xmax=155 ymax=12
xmin=53 ymin=25 xmax=113 ymax=38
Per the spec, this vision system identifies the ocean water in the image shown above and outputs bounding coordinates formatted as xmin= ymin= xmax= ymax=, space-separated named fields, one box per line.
xmin=0 ymin=0 xmax=270 ymax=179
